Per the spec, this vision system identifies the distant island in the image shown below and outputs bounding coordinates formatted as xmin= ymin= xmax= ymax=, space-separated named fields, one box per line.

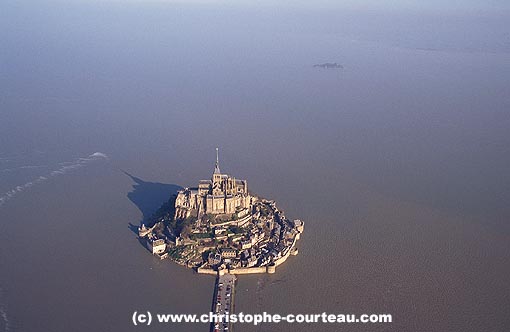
xmin=313 ymin=62 xmax=344 ymax=69
xmin=138 ymin=148 xmax=304 ymax=275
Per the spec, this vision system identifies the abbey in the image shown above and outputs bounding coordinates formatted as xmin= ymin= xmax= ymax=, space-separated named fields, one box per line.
xmin=174 ymin=149 xmax=252 ymax=220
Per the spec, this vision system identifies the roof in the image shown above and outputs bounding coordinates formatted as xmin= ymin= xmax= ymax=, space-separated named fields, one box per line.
xmin=151 ymin=239 xmax=165 ymax=246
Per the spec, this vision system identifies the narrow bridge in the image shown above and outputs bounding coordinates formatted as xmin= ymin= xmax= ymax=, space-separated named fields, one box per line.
xmin=211 ymin=273 xmax=236 ymax=332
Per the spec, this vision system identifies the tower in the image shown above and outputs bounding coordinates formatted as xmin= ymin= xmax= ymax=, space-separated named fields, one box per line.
xmin=214 ymin=147 xmax=221 ymax=174
xmin=212 ymin=148 xmax=223 ymax=196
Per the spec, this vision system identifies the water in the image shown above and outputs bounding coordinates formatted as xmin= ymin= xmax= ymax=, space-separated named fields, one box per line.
xmin=1 ymin=2 xmax=509 ymax=331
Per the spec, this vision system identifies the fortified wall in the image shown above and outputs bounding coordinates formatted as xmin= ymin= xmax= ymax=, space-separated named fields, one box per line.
xmin=197 ymin=225 xmax=303 ymax=276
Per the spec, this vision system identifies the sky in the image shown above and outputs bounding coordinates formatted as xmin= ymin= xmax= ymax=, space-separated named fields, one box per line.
xmin=59 ymin=0 xmax=510 ymax=12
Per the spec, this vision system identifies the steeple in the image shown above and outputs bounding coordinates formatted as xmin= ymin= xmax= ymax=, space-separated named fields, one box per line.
xmin=214 ymin=147 xmax=221 ymax=174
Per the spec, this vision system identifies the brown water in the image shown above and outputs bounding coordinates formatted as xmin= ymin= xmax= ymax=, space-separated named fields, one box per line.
xmin=1 ymin=2 xmax=509 ymax=331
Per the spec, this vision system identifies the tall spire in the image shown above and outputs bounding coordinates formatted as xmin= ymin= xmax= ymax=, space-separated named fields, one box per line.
xmin=214 ymin=147 xmax=221 ymax=174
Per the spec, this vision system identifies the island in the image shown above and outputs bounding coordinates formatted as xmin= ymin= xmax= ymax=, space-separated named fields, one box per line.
xmin=137 ymin=149 xmax=303 ymax=331
xmin=138 ymin=148 xmax=304 ymax=275
xmin=313 ymin=62 xmax=344 ymax=69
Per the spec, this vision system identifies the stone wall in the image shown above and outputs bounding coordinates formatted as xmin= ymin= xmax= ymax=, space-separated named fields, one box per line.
xmin=196 ymin=267 xmax=218 ymax=275
xmin=228 ymin=266 xmax=268 ymax=275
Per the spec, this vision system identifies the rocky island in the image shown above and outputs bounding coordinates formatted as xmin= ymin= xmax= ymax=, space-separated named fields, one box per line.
xmin=138 ymin=148 xmax=304 ymax=275
xmin=313 ymin=62 xmax=344 ymax=69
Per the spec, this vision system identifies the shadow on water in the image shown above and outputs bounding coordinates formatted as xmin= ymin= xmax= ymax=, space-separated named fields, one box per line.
xmin=123 ymin=171 xmax=182 ymax=235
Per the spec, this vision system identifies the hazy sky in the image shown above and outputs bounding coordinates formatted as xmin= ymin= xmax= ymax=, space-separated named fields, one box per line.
xmin=50 ymin=0 xmax=510 ymax=12
xmin=102 ymin=0 xmax=510 ymax=10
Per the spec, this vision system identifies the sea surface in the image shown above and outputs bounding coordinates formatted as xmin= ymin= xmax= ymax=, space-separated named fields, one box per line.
xmin=1 ymin=2 xmax=509 ymax=331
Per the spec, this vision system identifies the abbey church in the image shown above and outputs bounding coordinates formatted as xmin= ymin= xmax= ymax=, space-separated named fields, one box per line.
xmin=174 ymin=149 xmax=252 ymax=220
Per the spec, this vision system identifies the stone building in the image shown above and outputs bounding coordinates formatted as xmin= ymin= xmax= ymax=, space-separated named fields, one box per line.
xmin=148 ymin=238 xmax=166 ymax=255
xmin=174 ymin=148 xmax=252 ymax=220
xmin=221 ymin=248 xmax=237 ymax=258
